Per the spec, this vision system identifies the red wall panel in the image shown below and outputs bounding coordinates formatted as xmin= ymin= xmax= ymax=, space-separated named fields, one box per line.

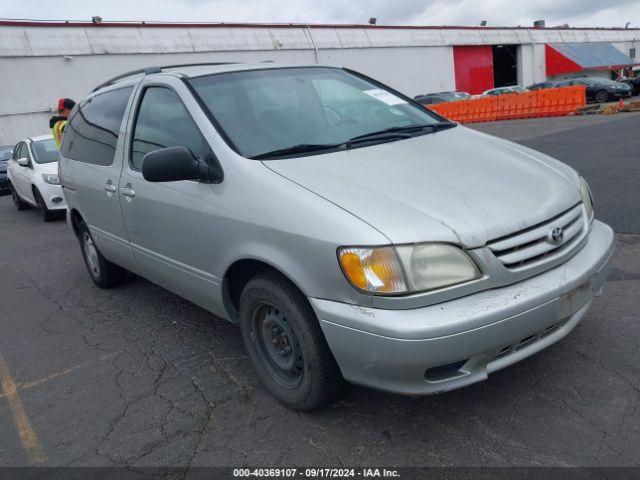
xmin=545 ymin=44 xmax=583 ymax=76
xmin=454 ymin=46 xmax=494 ymax=95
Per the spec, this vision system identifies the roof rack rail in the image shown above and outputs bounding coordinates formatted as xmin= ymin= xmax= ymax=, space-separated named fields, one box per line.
xmin=91 ymin=66 xmax=160 ymax=92
xmin=92 ymin=62 xmax=237 ymax=92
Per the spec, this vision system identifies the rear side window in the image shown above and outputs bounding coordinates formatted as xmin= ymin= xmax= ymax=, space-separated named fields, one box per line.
xmin=61 ymin=86 xmax=133 ymax=166
xmin=130 ymin=87 xmax=207 ymax=171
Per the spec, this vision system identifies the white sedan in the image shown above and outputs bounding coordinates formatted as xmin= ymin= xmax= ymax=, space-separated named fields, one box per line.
xmin=482 ymin=86 xmax=528 ymax=96
xmin=7 ymin=134 xmax=66 ymax=221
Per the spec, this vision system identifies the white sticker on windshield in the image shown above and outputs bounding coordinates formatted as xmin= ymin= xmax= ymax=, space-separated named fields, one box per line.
xmin=363 ymin=89 xmax=407 ymax=106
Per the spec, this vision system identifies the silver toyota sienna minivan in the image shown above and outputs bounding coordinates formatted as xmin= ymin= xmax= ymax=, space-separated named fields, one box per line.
xmin=59 ymin=63 xmax=614 ymax=410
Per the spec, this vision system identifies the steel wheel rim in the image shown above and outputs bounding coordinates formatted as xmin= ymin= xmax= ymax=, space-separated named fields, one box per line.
xmin=82 ymin=232 xmax=100 ymax=278
xmin=252 ymin=303 xmax=304 ymax=389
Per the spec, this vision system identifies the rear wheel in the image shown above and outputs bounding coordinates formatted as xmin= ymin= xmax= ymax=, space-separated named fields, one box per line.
xmin=77 ymin=220 xmax=127 ymax=288
xmin=239 ymin=272 xmax=343 ymax=411
xmin=595 ymin=90 xmax=608 ymax=103
xmin=33 ymin=188 xmax=54 ymax=222
xmin=9 ymin=183 xmax=29 ymax=211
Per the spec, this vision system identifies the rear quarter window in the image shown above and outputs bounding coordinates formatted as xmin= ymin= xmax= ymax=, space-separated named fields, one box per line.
xmin=61 ymin=86 xmax=133 ymax=166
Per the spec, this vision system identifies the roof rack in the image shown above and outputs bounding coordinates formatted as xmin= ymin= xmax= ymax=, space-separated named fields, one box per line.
xmin=91 ymin=62 xmax=237 ymax=92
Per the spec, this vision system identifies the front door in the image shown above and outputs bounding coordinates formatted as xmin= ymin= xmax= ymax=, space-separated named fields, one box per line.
xmin=11 ymin=142 xmax=35 ymax=203
xmin=118 ymin=80 xmax=219 ymax=311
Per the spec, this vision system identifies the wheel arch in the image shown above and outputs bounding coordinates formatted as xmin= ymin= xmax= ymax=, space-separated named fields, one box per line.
xmin=221 ymin=257 xmax=311 ymax=322
xmin=68 ymin=208 xmax=85 ymax=236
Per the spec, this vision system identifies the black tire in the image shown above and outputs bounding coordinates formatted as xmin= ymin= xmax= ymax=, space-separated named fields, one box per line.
xmin=76 ymin=220 xmax=127 ymax=288
xmin=9 ymin=182 xmax=30 ymax=211
xmin=239 ymin=271 xmax=343 ymax=410
xmin=33 ymin=188 xmax=55 ymax=222
xmin=595 ymin=90 xmax=609 ymax=103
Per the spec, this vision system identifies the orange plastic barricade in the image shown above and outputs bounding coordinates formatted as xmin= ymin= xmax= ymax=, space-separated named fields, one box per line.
xmin=426 ymin=86 xmax=586 ymax=123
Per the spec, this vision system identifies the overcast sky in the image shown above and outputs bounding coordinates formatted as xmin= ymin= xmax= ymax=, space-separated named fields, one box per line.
xmin=3 ymin=0 xmax=640 ymax=28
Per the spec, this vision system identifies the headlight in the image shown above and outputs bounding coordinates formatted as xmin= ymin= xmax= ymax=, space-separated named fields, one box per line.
xmin=338 ymin=247 xmax=407 ymax=294
xmin=338 ymin=243 xmax=480 ymax=295
xmin=396 ymin=244 xmax=481 ymax=292
xmin=42 ymin=174 xmax=60 ymax=185
xmin=579 ymin=176 xmax=594 ymax=220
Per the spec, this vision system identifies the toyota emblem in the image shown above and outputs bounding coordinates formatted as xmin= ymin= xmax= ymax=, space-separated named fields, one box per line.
xmin=549 ymin=226 xmax=564 ymax=245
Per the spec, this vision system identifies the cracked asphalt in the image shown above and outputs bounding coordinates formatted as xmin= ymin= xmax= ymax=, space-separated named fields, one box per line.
xmin=0 ymin=113 xmax=638 ymax=470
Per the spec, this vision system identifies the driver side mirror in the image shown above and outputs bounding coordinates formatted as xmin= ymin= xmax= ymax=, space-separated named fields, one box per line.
xmin=141 ymin=146 xmax=223 ymax=184
xmin=17 ymin=157 xmax=29 ymax=167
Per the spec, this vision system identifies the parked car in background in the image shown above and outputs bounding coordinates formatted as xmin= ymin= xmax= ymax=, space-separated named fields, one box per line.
xmin=556 ymin=77 xmax=632 ymax=103
xmin=527 ymin=81 xmax=558 ymax=91
xmin=619 ymin=77 xmax=640 ymax=96
xmin=483 ymin=86 xmax=528 ymax=96
xmin=61 ymin=63 xmax=613 ymax=411
xmin=414 ymin=91 xmax=470 ymax=105
xmin=0 ymin=145 xmax=12 ymax=193
xmin=7 ymin=135 xmax=66 ymax=221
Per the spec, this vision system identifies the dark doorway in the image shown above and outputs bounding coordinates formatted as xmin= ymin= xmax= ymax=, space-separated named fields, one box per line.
xmin=492 ymin=45 xmax=518 ymax=87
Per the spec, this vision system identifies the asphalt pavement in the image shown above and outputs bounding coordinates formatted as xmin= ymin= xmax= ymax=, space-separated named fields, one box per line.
xmin=0 ymin=113 xmax=639 ymax=472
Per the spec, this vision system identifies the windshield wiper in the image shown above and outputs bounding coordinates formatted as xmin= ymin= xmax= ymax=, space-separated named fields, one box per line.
xmin=346 ymin=122 xmax=457 ymax=147
xmin=250 ymin=143 xmax=344 ymax=160
xmin=250 ymin=122 xmax=457 ymax=159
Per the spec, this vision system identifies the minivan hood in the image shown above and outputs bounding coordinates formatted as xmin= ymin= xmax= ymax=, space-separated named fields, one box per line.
xmin=265 ymin=126 xmax=581 ymax=247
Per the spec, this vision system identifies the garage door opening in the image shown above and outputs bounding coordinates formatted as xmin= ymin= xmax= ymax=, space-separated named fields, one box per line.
xmin=492 ymin=45 xmax=518 ymax=87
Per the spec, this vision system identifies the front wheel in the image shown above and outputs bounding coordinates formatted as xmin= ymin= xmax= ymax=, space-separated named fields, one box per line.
xmin=9 ymin=183 xmax=29 ymax=211
xmin=239 ymin=272 xmax=343 ymax=410
xmin=77 ymin=220 xmax=127 ymax=288
xmin=595 ymin=90 xmax=609 ymax=103
xmin=33 ymin=188 xmax=54 ymax=222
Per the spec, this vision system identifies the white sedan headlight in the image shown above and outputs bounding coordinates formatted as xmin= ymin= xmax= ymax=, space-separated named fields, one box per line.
xmin=579 ymin=176 xmax=594 ymax=220
xmin=338 ymin=243 xmax=481 ymax=295
xmin=42 ymin=173 xmax=60 ymax=185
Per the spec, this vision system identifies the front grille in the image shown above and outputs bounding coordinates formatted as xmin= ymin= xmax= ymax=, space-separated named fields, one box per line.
xmin=487 ymin=203 xmax=588 ymax=270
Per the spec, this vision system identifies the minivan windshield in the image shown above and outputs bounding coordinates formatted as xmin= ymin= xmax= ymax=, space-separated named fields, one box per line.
xmin=189 ymin=67 xmax=452 ymax=159
xmin=31 ymin=138 xmax=59 ymax=164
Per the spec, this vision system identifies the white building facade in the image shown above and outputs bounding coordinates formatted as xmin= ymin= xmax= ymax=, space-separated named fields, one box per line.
xmin=0 ymin=20 xmax=638 ymax=144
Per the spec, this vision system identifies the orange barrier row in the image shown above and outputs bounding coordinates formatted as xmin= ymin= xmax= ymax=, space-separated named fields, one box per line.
xmin=426 ymin=86 xmax=586 ymax=123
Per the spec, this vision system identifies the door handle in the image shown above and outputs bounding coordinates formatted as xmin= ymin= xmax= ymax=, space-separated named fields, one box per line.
xmin=103 ymin=183 xmax=117 ymax=193
xmin=121 ymin=187 xmax=136 ymax=198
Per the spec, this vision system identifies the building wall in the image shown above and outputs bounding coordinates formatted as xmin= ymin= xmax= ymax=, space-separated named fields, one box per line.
xmin=612 ymin=40 xmax=638 ymax=60
xmin=0 ymin=50 xmax=315 ymax=143
xmin=319 ymin=46 xmax=456 ymax=96
xmin=0 ymin=45 xmax=456 ymax=144
xmin=1 ymin=23 xmax=639 ymax=144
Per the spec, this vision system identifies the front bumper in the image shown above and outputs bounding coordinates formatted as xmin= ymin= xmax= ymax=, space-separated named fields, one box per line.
xmin=40 ymin=183 xmax=67 ymax=210
xmin=312 ymin=220 xmax=614 ymax=395
xmin=0 ymin=174 xmax=8 ymax=191
xmin=612 ymin=90 xmax=632 ymax=98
